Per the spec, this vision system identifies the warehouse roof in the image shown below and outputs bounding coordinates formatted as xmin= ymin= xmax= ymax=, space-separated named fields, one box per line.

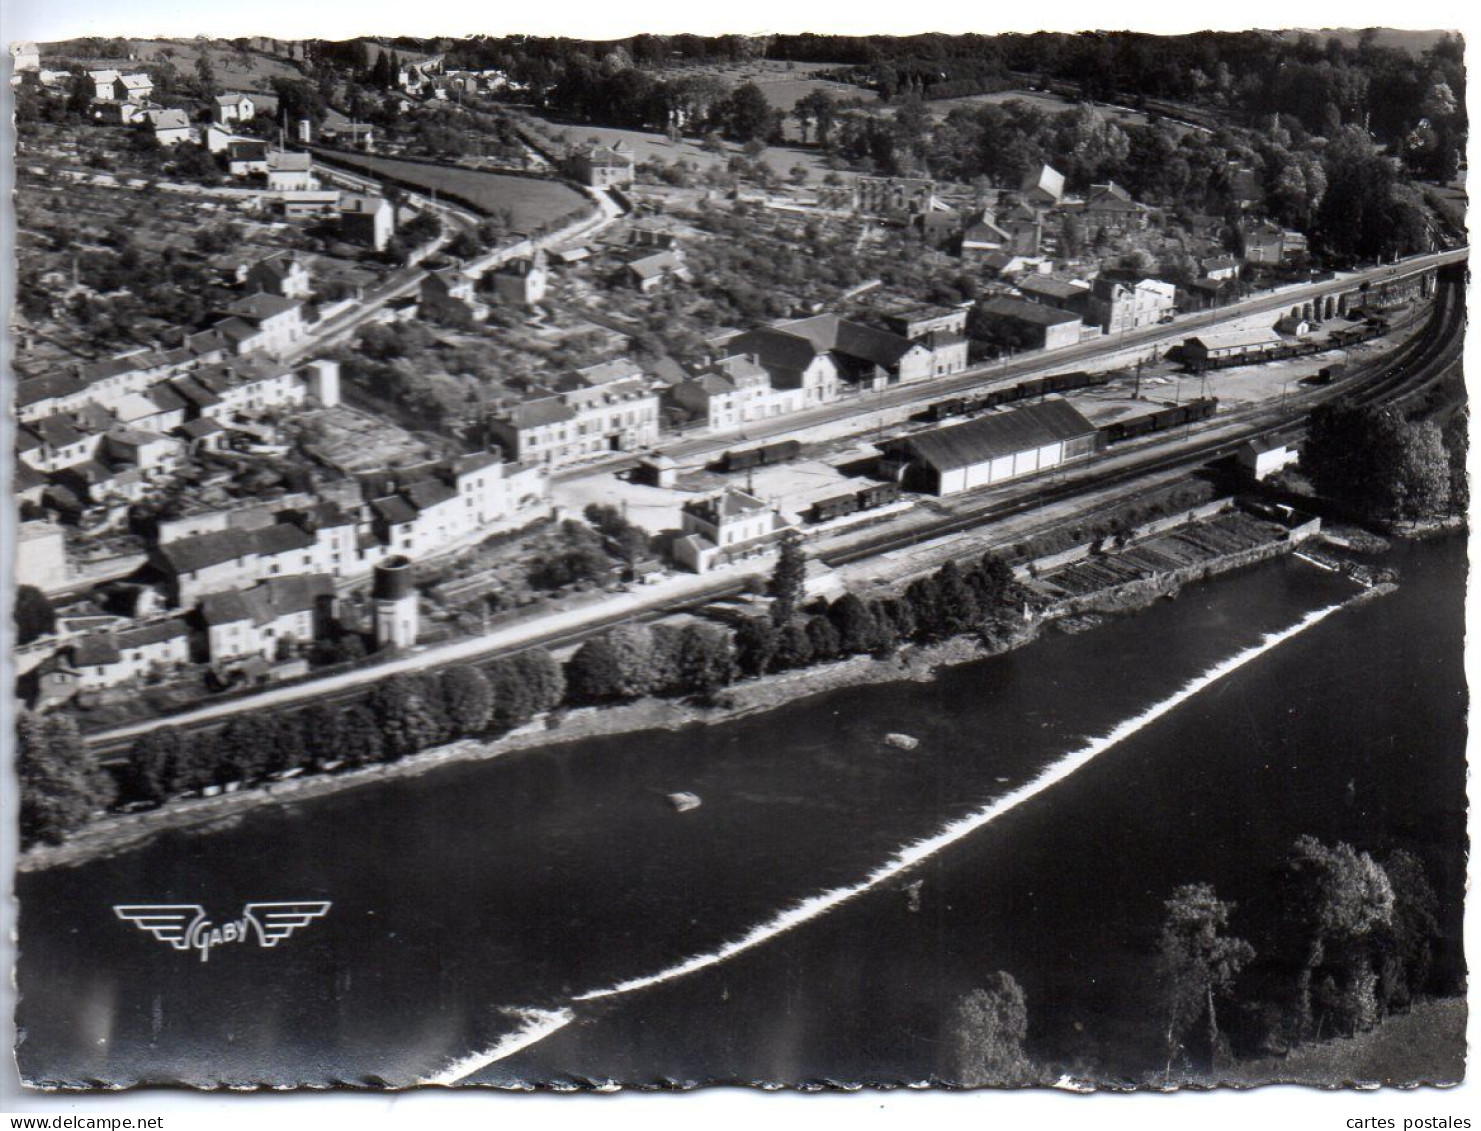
xmin=886 ymin=398 xmax=1098 ymax=472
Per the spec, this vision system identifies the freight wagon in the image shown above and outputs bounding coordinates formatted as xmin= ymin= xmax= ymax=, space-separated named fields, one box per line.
xmin=1183 ymin=319 xmax=1388 ymax=373
xmin=924 ymin=370 xmax=1110 ymax=422
xmin=805 ymin=481 xmax=903 ymax=524
xmin=717 ymin=438 xmax=803 ymax=472
xmin=1099 ymin=397 xmax=1218 ymax=444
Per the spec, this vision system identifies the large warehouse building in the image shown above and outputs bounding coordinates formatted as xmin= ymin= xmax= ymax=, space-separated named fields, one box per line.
xmin=878 ymin=398 xmax=1101 ymax=496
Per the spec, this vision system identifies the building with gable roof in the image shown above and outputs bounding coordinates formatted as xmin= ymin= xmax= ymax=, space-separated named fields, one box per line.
xmin=1087 ymin=277 xmax=1176 ymax=334
xmin=195 ymin=574 xmax=336 ymax=663
xmin=879 ymin=398 xmax=1100 ymax=496
xmin=567 ymin=142 xmax=634 ymax=188
xmin=246 ymin=252 xmax=314 ymax=300
xmin=213 ymin=92 xmax=256 ymax=124
xmin=730 ymin=313 xmax=943 ymax=401
xmin=1020 ymin=164 xmax=1066 ymax=209
xmin=266 ymin=149 xmax=317 ymax=192
xmin=672 ymin=490 xmax=789 ymax=573
xmin=1080 ymin=181 xmax=1149 ymax=233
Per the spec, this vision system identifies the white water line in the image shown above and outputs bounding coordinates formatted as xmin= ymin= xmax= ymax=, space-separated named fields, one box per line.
xmin=421 ymin=1007 xmax=575 ymax=1086
xmin=434 ymin=598 xmax=1352 ymax=1082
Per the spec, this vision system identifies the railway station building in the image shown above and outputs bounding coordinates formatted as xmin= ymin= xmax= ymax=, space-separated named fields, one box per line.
xmin=877 ymin=398 xmax=1100 ymax=496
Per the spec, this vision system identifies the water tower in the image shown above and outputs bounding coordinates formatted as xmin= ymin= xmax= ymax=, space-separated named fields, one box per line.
xmin=372 ymin=556 xmax=418 ymax=649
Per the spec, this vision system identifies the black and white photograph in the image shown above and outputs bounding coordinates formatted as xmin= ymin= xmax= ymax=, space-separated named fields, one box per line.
xmin=2 ymin=0 xmax=1473 ymax=1118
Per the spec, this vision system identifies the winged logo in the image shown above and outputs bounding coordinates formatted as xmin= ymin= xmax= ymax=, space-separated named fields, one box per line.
xmin=113 ymin=905 xmax=207 ymax=952
xmin=245 ymin=902 xmax=333 ymax=947
xmin=115 ymin=901 xmax=331 ymax=961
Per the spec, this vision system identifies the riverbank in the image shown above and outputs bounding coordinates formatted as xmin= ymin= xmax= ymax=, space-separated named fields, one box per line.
xmin=19 ymin=626 xmax=1034 ymax=873
xmin=20 ymin=514 xmax=1372 ymax=874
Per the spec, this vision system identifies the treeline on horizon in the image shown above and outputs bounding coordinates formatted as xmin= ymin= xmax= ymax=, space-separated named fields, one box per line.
xmin=294 ymin=29 xmax=1468 ymax=146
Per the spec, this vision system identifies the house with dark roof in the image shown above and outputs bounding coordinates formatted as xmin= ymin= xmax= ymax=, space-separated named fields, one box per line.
xmin=1016 ymin=275 xmax=1092 ymax=317
xmin=247 ymin=252 xmax=314 ymax=300
xmin=15 ymin=372 xmax=91 ymax=423
xmin=38 ymin=616 xmax=190 ymax=696
xmin=150 ymin=522 xmax=318 ymax=604
xmin=879 ymin=398 xmax=1101 ymax=496
xmin=16 ymin=411 xmax=107 ymax=473
xmin=492 ymin=253 xmax=548 ymax=307
xmin=194 ymin=574 xmax=336 ymax=663
xmin=975 ymin=297 xmax=1086 ymax=352
xmin=1080 ymin=181 xmax=1149 ymax=233
xmin=731 ymin=313 xmax=940 ymax=399
xmin=567 ymin=142 xmax=634 ymax=188
xmin=214 ymin=293 xmax=307 ymax=357
xmin=1086 ymin=277 xmax=1176 ymax=334
xmin=959 ymin=211 xmax=1013 ymax=260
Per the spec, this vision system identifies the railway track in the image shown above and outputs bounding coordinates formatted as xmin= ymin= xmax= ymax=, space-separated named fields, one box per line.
xmin=821 ymin=270 xmax=1466 ymax=569
xmin=84 ymin=272 xmax=1466 ymax=761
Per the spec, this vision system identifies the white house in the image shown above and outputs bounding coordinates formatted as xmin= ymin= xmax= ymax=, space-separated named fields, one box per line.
xmin=213 ymin=92 xmax=256 ymax=124
xmin=672 ymin=490 xmax=788 ymax=574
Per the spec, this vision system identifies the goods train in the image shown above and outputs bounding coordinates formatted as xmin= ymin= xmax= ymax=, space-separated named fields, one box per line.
xmin=1098 ymin=397 xmax=1218 ymax=444
xmin=923 ymin=370 xmax=1111 ymax=423
xmin=805 ymin=482 xmax=902 ymax=524
xmin=716 ymin=439 xmax=803 ymax=472
xmin=1182 ymin=318 xmax=1389 ymax=374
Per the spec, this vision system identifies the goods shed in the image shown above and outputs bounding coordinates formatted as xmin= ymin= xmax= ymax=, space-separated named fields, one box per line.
xmin=878 ymin=398 xmax=1100 ymax=496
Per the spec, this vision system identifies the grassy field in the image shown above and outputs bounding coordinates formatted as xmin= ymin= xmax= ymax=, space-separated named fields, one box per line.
xmin=41 ymin=39 xmax=298 ymax=108
xmin=1217 ymin=997 xmax=1467 ymax=1087
xmin=531 ymin=114 xmax=852 ymax=186
xmin=313 ymin=151 xmax=591 ymax=231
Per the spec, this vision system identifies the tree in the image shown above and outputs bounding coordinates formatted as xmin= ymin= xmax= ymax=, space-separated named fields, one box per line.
xmin=298 ymin=703 xmax=348 ymax=770
xmin=804 ymin=614 xmax=841 ymax=662
xmin=773 ymin=621 xmax=815 ymax=670
xmin=260 ymin=713 xmax=309 ymax=777
xmin=565 ymin=624 xmax=657 ymax=704
xmin=124 ymin=726 xmax=187 ymax=805
xmin=721 ymin=82 xmax=779 ymax=143
xmin=1156 ymin=883 xmax=1256 ymax=1071
xmin=487 ymin=650 xmax=564 ymax=730
xmin=1305 ymin=404 xmax=1451 ymax=522
xmin=194 ymin=51 xmax=219 ymax=97
xmin=1376 ymin=849 xmax=1442 ymax=1011
xmin=827 ymin=592 xmax=881 ymax=655
xmin=933 ymin=560 xmax=981 ymax=638
xmin=734 ymin=616 xmax=779 ymax=677
xmin=1280 ymin=836 xmax=1396 ymax=1040
xmin=371 ymin=672 xmax=447 ymax=758
xmin=14 ymin=584 xmax=56 ymax=645
xmin=19 ymin=712 xmax=115 ymax=847
xmin=768 ymin=529 xmax=807 ymax=624
xmin=210 ymin=716 xmax=276 ymax=785
xmin=338 ymin=703 xmax=386 ymax=767
xmin=904 ymin=575 xmax=943 ymax=639
xmin=951 ymin=972 xmax=1034 ymax=1086
xmin=584 ymin=504 xmax=652 ymax=565
xmin=439 ymin=665 xmax=494 ymax=735
xmin=677 ymin=623 xmax=734 ymax=699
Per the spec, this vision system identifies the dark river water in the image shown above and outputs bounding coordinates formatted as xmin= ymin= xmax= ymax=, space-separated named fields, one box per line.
xmin=16 ymin=536 xmax=1467 ymax=1089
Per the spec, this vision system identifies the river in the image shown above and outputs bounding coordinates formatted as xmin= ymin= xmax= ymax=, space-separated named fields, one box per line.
xmin=15 ymin=536 xmax=1467 ymax=1089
